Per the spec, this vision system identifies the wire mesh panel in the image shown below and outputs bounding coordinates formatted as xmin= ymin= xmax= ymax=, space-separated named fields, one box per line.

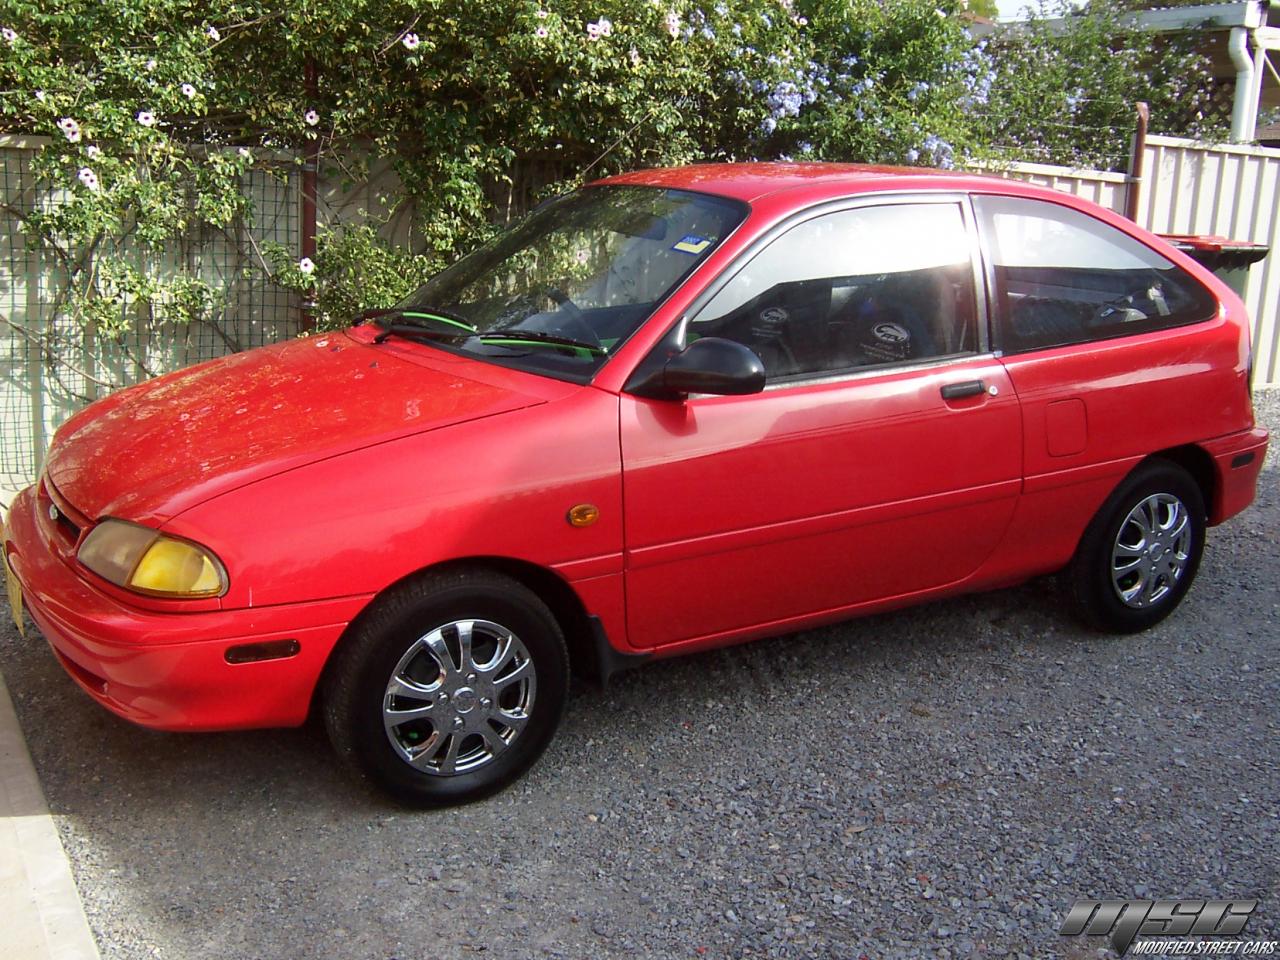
xmin=0 ymin=144 xmax=301 ymax=493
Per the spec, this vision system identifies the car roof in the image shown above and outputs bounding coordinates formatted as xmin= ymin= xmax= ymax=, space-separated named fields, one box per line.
xmin=592 ymin=161 xmax=1019 ymax=204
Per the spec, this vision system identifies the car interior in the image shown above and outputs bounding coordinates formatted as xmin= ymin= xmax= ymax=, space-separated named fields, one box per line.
xmin=690 ymin=263 xmax=979 ymax=379
xmin=996 ymin=264 xmax=1218 ymax=352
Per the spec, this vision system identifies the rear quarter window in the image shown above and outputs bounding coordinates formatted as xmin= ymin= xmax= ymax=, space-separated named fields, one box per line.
xmin=974 ymin=195 xmax=1218 ymax=353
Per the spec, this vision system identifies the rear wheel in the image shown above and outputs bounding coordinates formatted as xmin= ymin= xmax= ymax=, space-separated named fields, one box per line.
xmin=323 ymin=569 xmax=569 ymax=807
xmin=1069 ymin=460 xmax=1206 ymax=633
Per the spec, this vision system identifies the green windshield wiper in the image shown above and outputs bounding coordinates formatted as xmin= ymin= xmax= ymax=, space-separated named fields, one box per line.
xmin=476 ymin=330 xmax=607 ymax=357
xmin=372 ymin=309 xmax=477 ymax=344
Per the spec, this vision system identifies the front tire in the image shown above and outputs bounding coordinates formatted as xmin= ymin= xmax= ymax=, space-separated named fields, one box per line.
xmin=1069 ymin=460 xmax=1206 ymax=633
xmin=322 ymin=568 xmax=569 ymax=807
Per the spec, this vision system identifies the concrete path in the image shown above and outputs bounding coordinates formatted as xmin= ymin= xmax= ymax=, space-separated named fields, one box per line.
xmin=0 ymin=666 xmax=100 ymax=960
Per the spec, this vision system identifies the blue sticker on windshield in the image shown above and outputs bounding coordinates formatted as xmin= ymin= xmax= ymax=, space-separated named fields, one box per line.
xmin=672 ymin=235 xmax=712 ymax=255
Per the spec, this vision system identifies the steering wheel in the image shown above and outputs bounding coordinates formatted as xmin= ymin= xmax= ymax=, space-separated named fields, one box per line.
xmin=545 ymin=288 xmax=602 ymax=347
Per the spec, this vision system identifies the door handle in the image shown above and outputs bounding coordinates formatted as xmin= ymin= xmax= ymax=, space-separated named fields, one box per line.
xmin=940 ymin=379 xmax=987 ymax=400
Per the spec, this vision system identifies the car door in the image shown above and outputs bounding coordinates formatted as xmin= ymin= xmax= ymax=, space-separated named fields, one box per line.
xmin=619 ymin=196 xmax=1023 ymax=651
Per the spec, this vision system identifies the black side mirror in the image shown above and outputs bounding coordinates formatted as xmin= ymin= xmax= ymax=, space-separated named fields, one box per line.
xmin=632 ymin=337 xmax=766 ymax=400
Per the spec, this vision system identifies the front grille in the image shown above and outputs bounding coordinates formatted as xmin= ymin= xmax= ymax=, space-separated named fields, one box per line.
xmin=54 ymin=510 xmax=81 ymax=542
xmin=43 ymin=480 xmax=85 ymax=545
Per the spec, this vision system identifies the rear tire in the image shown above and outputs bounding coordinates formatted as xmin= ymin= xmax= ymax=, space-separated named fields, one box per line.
xmin=322 ymin=568 xmax=569 ymax=807
xmin=1069 ymin=460 xmax=1205 ymax=633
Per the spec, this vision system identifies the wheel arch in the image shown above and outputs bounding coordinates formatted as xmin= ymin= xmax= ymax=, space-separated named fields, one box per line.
xmin=312 ymin=556 xmax=609 ymax=721
xmin=1146 ymin=444 xmax=1217 ymax=522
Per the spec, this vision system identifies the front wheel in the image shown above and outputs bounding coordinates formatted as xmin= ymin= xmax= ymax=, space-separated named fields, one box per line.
xmin=322 ymin=569 xmax=569 ymax=807
xmin=1069 ymin=460 xmax=1206 ymax=633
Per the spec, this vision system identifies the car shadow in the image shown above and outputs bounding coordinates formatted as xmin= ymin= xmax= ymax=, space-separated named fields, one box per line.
xmin=6 ymin=570 xmax=1078 ymax=822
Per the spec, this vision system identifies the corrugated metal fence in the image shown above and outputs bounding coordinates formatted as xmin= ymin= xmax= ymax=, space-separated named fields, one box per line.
xmin=991 ymin=135 xmax=1280 ymax=388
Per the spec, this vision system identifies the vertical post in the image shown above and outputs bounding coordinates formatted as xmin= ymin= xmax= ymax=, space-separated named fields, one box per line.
xmin=1228 ymin=27 xmax=1258 ymax=143
xmin=1125 ymin=101 xmax=1149 ymax=225
xmin=300 ymin=57 xmax=319 ymax=332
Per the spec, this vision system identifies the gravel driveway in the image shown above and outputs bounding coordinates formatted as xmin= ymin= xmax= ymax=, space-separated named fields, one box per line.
xmin=3 ymin=393 xmax=1277 ymax=960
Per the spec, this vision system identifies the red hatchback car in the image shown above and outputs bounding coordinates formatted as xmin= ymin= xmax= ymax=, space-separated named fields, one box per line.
xmin=3 ymin=164 xmax=1269 ymax=805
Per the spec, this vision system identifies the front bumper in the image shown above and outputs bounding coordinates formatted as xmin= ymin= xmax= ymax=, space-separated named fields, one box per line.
xmin=3 ymin=484 xmax=370 ymax=731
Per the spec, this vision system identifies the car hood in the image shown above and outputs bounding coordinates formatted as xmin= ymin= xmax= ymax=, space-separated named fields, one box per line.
xmin=44 ymin=332 xmax=555 ymax=524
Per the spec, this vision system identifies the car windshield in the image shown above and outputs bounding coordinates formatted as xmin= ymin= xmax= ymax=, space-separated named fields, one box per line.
xmin=389 ymin=185 xmax=746 ymax=379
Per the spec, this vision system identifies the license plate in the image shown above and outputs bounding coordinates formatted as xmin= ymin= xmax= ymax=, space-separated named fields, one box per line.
xmin=1 ymin=515 xmax=23 ymax=637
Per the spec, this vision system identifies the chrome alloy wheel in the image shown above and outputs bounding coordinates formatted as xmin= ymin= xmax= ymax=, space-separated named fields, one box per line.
xmin=382 ymin=619 xmax=536 ymax=776
xmin=1110 ymin=493 xmax=1192 ymax=609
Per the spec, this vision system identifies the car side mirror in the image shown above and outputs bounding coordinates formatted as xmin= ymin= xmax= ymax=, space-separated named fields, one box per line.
xmin=632 ymin=337 xmax=766 ymax=400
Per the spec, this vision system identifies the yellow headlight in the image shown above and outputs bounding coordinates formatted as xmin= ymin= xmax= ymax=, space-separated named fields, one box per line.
xmin=78 ymin=519 xmax=227 ymax=598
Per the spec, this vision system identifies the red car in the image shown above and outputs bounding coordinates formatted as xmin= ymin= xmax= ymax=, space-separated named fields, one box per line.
xmin=2 ymin=164 xmax=1268 ymax=806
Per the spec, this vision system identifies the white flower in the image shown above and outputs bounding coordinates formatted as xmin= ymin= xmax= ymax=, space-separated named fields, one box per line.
xmin=536 ymin=9 xmax=549 ymax=18
xmin=77 ymin=167 xmax=99 ymax=191
xmin=86 ymin=145 xmax=101 ymax=158
xmin=58 ymin=117 xmax=82 ymax=145
xmin=206 ymin=25 xmax=220 ymax=41
xmin=298 ymin=257 xmax=315 ymax=275
xmin=535 ymin=26 xmax=549 ymax=38
xmin=934 ymin=7 xmax=947 ymax=17
xmin=586 ymin=21 xmax=601 ymax=40
xmin=136 ymin=110 xmax=155 ymax=127
xmin=304 ymin=108 xmax=319 ymax=126
xmin=2 ymin=27 xmax=16 ymax=43
xmin=575 ymin=249 xmax=589 ymax=264
xmin=598 ymin=18 xmax=612 ymax=36
xmin=34 ymin=89 xmax=46 ymax=102
xmin=181 ymin=83 xmax=197 ymax=99
xmin=665 ymin=12 xmax=681 ymax=38
xmin=629 ymin=47 xmax=641 ymax=67
xmin=145 ymin=58 xmax=157 ymax=71
xmin=402 ymin=32 xmax=420 ymax=50
xmin=237 ymin=146 xmax=252 ymax=160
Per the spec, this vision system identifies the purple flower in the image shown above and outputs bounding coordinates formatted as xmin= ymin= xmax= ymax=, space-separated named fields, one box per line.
xmin=77 ymin=167 xmax=99 ymax=191
xmin=536 ymin=25 xmax=549 ymax=38
xmin=402 ymin=33 xmax=420 ymax=51
xmin=2 ymin=27 xmax=17 ymax=43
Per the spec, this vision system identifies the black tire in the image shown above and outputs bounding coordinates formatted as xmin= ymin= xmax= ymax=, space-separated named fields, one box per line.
xmin=322 ymin=568 xmax=569 ymax=807
xmin=1069 ymin=459 xmax=1206 ymax=633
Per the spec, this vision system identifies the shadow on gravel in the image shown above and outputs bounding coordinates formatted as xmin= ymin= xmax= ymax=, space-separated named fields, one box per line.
xmin=11 ymin=571 xmax=1076 ymax=821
